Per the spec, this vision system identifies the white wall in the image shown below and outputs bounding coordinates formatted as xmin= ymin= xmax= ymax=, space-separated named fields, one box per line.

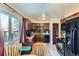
xmin=50 ymin=18 xmax=60 ymax=45
xmin=31 ymin=18 xmax=59 ymax=23
xmin=49 ymin=19 xmax=53 ymax=46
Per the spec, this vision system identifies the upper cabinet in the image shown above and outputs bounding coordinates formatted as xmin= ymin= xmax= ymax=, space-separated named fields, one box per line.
xmin=60 ymin=19 xmax=66 ymax=24
xmin=28 ymin=23 xmax=49 ymax=30
xmin=60 ymin=12 xmax=79 ymax=24
xmin=60 ymin=12 xmax=79 ymax=31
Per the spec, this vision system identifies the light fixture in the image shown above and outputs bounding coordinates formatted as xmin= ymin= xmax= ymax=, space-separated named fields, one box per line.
xmin=41 ymin=13 xmax=46 ymax=20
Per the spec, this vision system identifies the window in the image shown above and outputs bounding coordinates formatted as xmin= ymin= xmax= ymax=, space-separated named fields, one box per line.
xmin=0 ymin=11 xmax=21 ymax=45
xmin=11 ymin=17 xmax=20 ymax=41
xmin=0 ymin=13 xmax=9 ymax=43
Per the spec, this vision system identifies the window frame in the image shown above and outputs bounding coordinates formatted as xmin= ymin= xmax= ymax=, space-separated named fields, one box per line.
xmin=0 ymin=10 xmax=21 ymax=46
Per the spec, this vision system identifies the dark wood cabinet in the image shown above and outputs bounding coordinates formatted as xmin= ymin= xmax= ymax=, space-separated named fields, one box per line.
xmin=53 ymin=23 xmax=59 ymax=44
xmin=28 ymin=23 xmax=49 ymax=30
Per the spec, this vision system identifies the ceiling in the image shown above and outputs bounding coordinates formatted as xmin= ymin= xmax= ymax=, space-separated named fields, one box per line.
xmin=7 ymin=3 xmax=79 ymax=22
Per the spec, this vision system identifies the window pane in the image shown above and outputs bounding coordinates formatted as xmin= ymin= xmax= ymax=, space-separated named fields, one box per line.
xmin=12 ymin=17 xmax=19 ymax=31
xmin=1 ymin=13 xmax=9 ymax=30
xmin=0 ymin=13 xmax=9 ymax=43
xmin=11 ymin=17 xmax=20 ymax=41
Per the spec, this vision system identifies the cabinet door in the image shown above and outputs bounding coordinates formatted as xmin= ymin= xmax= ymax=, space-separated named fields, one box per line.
xmin=53 ymin=23 xmax=59 ymax=44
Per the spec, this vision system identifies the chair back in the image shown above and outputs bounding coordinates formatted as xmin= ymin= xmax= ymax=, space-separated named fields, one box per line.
xmin=31 ymin=42 xmax=48 ymax=56
xmin=4 ymin=43 xmax=22 ymax=56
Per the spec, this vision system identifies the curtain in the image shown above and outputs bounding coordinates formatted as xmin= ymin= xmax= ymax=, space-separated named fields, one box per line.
xmin=0 ymin=19 xmax=4 ymax=56
xmin=20 ymin=17 xmax=27 ymax=43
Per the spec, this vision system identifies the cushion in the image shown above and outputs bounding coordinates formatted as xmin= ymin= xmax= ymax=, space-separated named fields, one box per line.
xmin=20 ymin=46 xmax=31 ymax=51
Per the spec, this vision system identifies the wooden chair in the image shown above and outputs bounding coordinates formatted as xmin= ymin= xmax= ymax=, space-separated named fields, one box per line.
xmin=13 ymin=43 xmax=22 ymax=56
xmin=4 ymin=45 xmax=12 ymax=56
xmin=4 ymin=47 xmax=9 ymax=56
xmin=11 ymin=44 xmax=14 ymax=56
xmin=15 ymin=43 xmax=22 ymax=56
xmin=18 ymin=43 xmax=22 ymax=55
xmin=4 ymin=43 xmax=22 ymax=56
xmin=31 ymin=42 xmax=48 ymax=56
xmin=8 ymin=45 xmax=12 ymax=56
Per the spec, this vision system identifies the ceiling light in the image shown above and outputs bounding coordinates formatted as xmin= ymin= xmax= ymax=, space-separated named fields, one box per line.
xmin=41 ymin=13 xmax=46 ymax=20
xmin=42 ymin=13 xmax=46 ymax=18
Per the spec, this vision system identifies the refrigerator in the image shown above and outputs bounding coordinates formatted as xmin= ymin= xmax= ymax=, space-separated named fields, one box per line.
xmin=65 ymin=18 xmax=79 ymax=56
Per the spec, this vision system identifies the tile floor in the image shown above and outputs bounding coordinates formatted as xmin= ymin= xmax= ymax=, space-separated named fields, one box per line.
xmin=48 ymin=45 xmax=60 ymax=56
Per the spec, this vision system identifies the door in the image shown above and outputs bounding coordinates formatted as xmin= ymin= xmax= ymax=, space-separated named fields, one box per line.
xmin=53 ymin=23 xmax=59 ymax=44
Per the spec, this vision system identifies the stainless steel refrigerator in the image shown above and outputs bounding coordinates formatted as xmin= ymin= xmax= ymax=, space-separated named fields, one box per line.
xmin=65 ymin=18 xmax=79 ymax=56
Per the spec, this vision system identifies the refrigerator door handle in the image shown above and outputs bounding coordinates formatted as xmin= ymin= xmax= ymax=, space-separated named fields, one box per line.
xmin=72 ymin=28 xmax=76 ymax=53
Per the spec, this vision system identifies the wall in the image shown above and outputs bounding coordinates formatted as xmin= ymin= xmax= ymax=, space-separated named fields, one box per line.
xmin=50 ymin=18 xmax=60 ymax=45
xmin=31 ymin=18 xmax=59 ymax=23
